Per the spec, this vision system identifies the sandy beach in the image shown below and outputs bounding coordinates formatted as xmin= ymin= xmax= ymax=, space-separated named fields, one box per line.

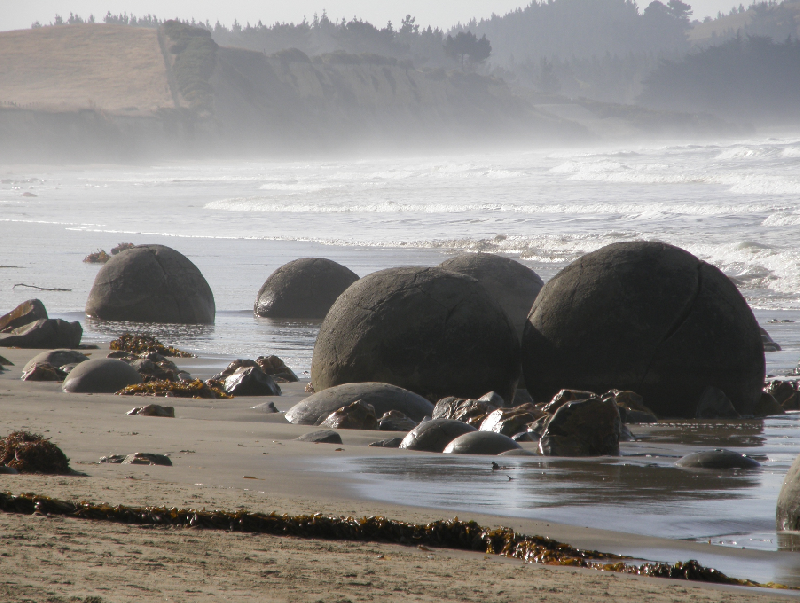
xmin=0 ymin=344 xmax=796 ymax=602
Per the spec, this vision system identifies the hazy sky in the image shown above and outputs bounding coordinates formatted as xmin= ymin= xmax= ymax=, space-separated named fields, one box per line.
xmin=1 ymin=0 xmax=745 ymax=32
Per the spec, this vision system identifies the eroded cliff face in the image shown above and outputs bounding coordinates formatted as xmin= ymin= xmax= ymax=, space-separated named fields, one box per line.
xmin=209 ymin=47 xmax=580 ymax=151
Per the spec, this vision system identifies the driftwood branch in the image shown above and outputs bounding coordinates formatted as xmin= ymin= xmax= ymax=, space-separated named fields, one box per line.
xmin=12 ymin=283 xmax=71 ymax=292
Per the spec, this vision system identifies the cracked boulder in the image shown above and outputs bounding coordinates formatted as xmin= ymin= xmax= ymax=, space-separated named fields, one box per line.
xmin=23 ymin=349 xmax=89 ymax=373
xmin=85 ymin=244 xmax=215 ymax=324
xmin=522 ymin=242 xmax=764 ymax=418
xmin=440 ymin=253 xmax=543 ymax=342
xmin=311 ymin=266 xmax=521 ymax=403
xmin=254 ymin=258 xmax=359 ymax=319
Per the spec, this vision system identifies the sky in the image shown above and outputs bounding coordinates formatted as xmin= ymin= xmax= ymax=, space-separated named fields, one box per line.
xmin=0 ymin=0 xmax=746 ymax=32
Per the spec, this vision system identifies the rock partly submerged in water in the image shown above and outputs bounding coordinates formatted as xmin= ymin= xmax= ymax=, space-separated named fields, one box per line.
xmin=399 ymin=419 xmax=476 ymax=453
xmin=538 ymin=397 xmax=621 ymax=456
xmin=86 ymin=244 xmax=215 ymax=324
xmin=62 ymin=358 xmax=143 ymax=393
xmin=443 ymin=431 xmax=522 ymax=455
xmin=522 ymin=242 xmax=765 ymax=418
xmin=753 ymin=392 xmax=785 ymax=417
xmin=286 ymin=382 xmax=433 ymax=425
xmin=676 ymin=448 xmax=760 ymax=469
xmin=254 ymin=257 xmax=359 ymax=318
xmin=695 ymin=386 xmax=740 ymax=419
xmin=311 ymin=266 xmax=521 ymax=403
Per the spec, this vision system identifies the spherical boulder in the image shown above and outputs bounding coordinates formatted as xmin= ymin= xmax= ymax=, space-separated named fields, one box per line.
xmin=442 ymin=431 xmax=522 ymax=455
xmin=285 ymin=382 xmax=433 ymax=425
xmin=85 ymin=244 xmax=215 ymax=324
xmin=254 ymin=258 xmax=359 ymax=319
xmin=440 ymin=253 xmax=543 ymax=341
xmin=522 ymin=242 xmax=764 ymax=418
xmin=312 ymin=267 xmax=521 ymax=403
xmin=399 ymin=419 xmax=476 ymax=453
xmin=62 ymin=359 xmax=143 ymax=393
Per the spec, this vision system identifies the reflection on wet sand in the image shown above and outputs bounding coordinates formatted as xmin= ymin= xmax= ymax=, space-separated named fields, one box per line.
xmin=317 ymin=414 xmax=800 ymax=584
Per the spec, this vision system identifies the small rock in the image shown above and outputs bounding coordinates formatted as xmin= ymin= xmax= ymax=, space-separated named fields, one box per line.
xmin=320 ymin=400 xmax=378 ymax=430
xmin=761 ymin=327 xmax=781 ymax=352
xmin=539 ymin=397 xmax=621 ymax=456
xmin=753 ymin=392 xmax=785 ymax=417
xmin=432 ymin=396 xmax=497 ymax=425
xmin=99 ymin=454 xmax=127 ymax=463
xmin=377 ymin=410 xmax=417 ymax=431
xmin=121 ymin=453 xmax=172 ymax=466
xmin=478 ymin=391 xmax=506 ymax=407
xmin=479 ymin=405 xmax=542 ymax=437
xmin=0 ymin=298 xmax=47 ymax=332
xmin=23 ymin=349 xmax=88 ymax=373
xmin=251 ymin=401 xmax=279 ymax=413
xmin=256 ymin=355 xmax=299 ymax=383
xmin=539 ymin=389 xmax=597 ymax=415
xmin=295 ymin=430 xmax=343 ymax=444
xmin=223 ymin=366 xmax=281 ymax=396
xmin=695 ymin=386 xmax=740 ymax=419
xmin=766 ymin=380 xmax=797 ymax=404
xmin=0 ymin=318 xmax=82 ymax=349
xmin=676 ymin=449 xmax=760 ymax=469
xmin=127 ymin=404 xmax=175 ymax=417
xmin=107 ymin=351 xmax=137 ymax=360
xmin=21 ymin=362 xmax=67 ymax=382
xmin=368 ymin=437 xmax=403 ymax=447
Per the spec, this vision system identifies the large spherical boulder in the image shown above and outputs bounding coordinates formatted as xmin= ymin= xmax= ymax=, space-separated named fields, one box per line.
xmin=285 ymin=382 xmax=433 ymax=425
xmin=254 ymin=258 xmax=359 ymax=319
xmin=62 ymin=359 xmax=143 ymax=393
xmin=522 ymin=242 xmax=764 ymax=418
xmin=85 ymin=244 xmax=215 ymax=324
xmin=311 ymin=267 xmax=520 ymax=403
xmin=440 ymin=253 xmax=543 ymax=341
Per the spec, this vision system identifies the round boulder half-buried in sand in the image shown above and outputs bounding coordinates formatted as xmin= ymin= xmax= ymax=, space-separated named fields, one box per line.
xmin=522 ymin=242 xmax=764 ymax=418
xmin=399 ymin=419 xmax=476 ymax=453
xmin=62 ymin=359 xmax=143 ymax=393
xmin=254 ymin=258 xmax=359 ymax=319
xmin=285 ymin=382 xmax=433 ymax=425
xmin=311 ymin=266 xmax=520 ymax=403
xmin=443 ymin=431 xmax=522 ymax=455
xmin=85 ymin=244 xmax=215 ymax=324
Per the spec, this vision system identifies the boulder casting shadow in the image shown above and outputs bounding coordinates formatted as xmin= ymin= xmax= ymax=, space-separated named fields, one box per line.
xmin=311 ymin=266 xmax=521 ymax=403
xmin=62 ymin=359 xmax=143 ymax=393
xmin=85 ymin=244 xmax=215 ymax=324
xmin=522 ymin=242 xmax=764 ymax=418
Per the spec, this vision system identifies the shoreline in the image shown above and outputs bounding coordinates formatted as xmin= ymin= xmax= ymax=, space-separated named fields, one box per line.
xmin=1 ymin=343 xmax=799 ymax=600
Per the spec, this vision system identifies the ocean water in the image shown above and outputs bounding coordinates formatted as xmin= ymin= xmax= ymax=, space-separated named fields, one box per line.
xmin=3 ymin=137 xmax=800 ymax=571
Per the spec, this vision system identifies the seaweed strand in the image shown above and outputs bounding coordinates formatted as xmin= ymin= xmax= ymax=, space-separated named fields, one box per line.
xmin=0 ymin=491 xmax=790 ymax=589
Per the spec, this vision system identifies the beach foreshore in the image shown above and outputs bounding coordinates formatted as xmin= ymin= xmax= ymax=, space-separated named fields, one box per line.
xmin=0 ymin=344 xmax=795 ymax=602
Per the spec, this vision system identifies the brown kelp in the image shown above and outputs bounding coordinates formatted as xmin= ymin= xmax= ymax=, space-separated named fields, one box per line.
xmin=110 ymin=333 xmax=195 ymax=358
xmin=83 ymin=250 xmax=110 ymax=263
xmin=0 ymin=491 xmax=789 ymax=589
xmin=0 ymin=432 xmax=70 ymax=474
xmin=116 ymin=378 xmax=231 ymax=399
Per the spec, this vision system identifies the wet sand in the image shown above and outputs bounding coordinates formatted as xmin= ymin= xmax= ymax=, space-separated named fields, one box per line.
xmin=0 ymin=344 xmax=796 ymax=602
